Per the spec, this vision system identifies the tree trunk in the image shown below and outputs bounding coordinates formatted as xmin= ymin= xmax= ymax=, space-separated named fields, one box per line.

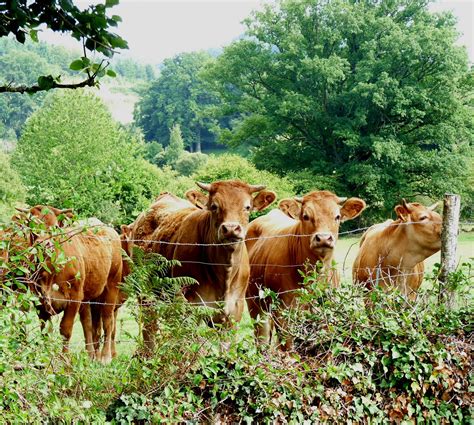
xmin=195 ymin=128 xmax=202 ymax=153
xmin=438 ymin=193 xmax=461 ymax=308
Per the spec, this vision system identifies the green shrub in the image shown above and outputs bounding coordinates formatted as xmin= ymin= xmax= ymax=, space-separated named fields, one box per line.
xmin=11 ymin=90 xmax=193 ymax=224
xmin=173 ymin=151 xmax=208 ymax=176
xmin=192 ymin=153 xmax=295 ymax=200
xmin=0 ymin=151 xmax=26 ymax=222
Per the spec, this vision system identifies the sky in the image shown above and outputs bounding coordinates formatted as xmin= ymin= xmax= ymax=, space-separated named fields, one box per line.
xmin=41 ymin=0 xmax=473 ymax=65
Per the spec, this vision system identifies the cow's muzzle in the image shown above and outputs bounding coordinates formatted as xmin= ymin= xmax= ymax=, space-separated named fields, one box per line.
xmin=219 ymin=222 xmax=245 ymax=243
xmin=311 ymin=233 xmax=335 ymax=250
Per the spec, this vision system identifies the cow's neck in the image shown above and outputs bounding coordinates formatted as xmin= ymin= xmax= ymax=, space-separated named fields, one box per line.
xmin=202 ymin=214 xmax=244 ymax=281
xmin=290 ymin=222 xmax=334 ymax=269
xmin=382 ymin=222 xmax=431 ymax=269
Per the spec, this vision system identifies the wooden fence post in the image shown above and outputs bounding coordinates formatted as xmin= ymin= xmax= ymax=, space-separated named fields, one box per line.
xmin=438 ymin=193 xmax=461 ymax=306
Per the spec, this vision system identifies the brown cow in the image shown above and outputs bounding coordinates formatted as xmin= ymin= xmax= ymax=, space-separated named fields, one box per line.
xmin=90 ymin=223 xmax=132 ymax=359
xmin=246 ymin=190 xmax=366 ymax=348
xmin=131 ymin=180 xmax=276 ymax=350
xmin=352 ymin=200 xmax=441 ymax=299
xmin=6 ymin=207 xmax=122 ymax=363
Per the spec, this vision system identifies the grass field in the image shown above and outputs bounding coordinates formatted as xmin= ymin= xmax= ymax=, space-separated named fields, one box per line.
xmin=67 ymin=232 xmax=473 ymax=354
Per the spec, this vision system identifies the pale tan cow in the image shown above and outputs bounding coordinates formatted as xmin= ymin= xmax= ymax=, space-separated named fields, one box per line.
xmin=353 ymin=200 xmax=441 ymax=299
xmin=246 ymin=190 xmax=366 ymax=348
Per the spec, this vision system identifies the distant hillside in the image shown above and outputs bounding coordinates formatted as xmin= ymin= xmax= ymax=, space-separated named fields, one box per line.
xmin=0 ymin=38 xmax=157 ymax=141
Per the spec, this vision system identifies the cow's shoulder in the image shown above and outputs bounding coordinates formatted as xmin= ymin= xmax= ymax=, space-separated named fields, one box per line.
xmin=359 ymin=219 xmax=395 ymax=246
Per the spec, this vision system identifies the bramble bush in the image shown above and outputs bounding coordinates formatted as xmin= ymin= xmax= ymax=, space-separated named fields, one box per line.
xmin=103 ymin=262 xmax=473 ymax=423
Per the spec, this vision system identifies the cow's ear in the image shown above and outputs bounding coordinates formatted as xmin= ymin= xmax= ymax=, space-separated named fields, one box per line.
xmin=340 ymin=198 xmax=366 ymax=222
xmin=278 ymin=198 xmax=301 ymax=219
xmin=185 ymin=189 xmax=208 ymax=209
xmin=394 ymin=204 xmax=410 ymax=222
xmin=54 ymin=208 xmax=74 ymax=226
xmin=253 ymin=190 xmax=276 ymax=211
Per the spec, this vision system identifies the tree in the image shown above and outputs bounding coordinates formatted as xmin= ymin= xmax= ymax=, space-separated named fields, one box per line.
xmin=0 ymin=42 xmax=60 ymax=138
xmin=163 ymin=124 xmax=185 ymax=164
xmin=0 ymin=0 xmax=127 ymax=94
xmin=206 ymin=0 xmax=474 ymax=220
xmin=11 ymin=90 xmax=191 ymax=224
xmin=134 ymin=51 xmax=220 ymax=152
xmin=0 ymin=151 xmax=26 ymax=222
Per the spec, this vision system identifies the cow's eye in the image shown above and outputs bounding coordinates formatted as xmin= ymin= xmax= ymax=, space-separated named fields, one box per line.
xmin=335 ymin=214 xmax=341 ymax=222
xmin=303 ymin=214 xmax=310 ymax=221
xmin=244 ymin=205 xmax=251 ymax=212
xmin=419 ymin=215 xmax=428 ymax=221
xmin=210 ymin=204 xmax=218 ymax=212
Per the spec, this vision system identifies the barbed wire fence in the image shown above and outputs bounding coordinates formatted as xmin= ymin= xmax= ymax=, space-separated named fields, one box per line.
xmin=1 ymin=194 xmax=471 ymax=356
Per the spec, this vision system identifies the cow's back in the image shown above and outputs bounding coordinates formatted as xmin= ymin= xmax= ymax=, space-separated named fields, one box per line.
xmin=133 ymin=193 xmax=197 ymax=250
xmin=57 ymin=224 xmax=122 ymax=302
xmin=353 ymin=219 xmax=426 ymax=297
xmin=246 ymin=209 xmax=295 ymax=253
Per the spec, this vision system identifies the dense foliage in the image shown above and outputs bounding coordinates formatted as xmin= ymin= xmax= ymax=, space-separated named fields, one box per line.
xmin=0 ymin=0 xmax=127 ymax=93
xmin=134 ymin=51 xmax=221 ymax=152
xmin=206 ymin=0 xmax=474 ymax=220
xmin=11 ymin=90 xmax=192 ymax=224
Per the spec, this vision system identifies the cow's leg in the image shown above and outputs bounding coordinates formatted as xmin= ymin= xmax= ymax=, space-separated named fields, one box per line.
xmin=59 ymin=302 xmax=81 ymax=353
xmin=99 ymin=284 xmax=119 ymax=364
xmin=223 ymin=288 xmax=245 ymax=323
xmin=79 ymin=304 xmax=95 ymax=359
xmin=112 ymin=307 xmax=119 ymax=358
xmin=247 ymin=296 xmax=272 ymax=345
xmin=90 ymin=303 xmax=102 ymax=358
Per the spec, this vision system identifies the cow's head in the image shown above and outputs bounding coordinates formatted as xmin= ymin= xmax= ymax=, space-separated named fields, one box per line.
xmin=280 ymin=191 xmax=366 ymax=259
xmin=395 ymin=199 xmax=442 ymax=252
xmin=186 ymin=180 xmax=276 ymax=244
xmin=14 ymin=205 xmax=74 ymax=228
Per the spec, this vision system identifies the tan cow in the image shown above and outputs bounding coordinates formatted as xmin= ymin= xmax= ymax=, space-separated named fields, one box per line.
xmin=246 ymin=190 xmax=366 ymax=348
xmin=14 ymin=205 xmax=74 ymax=227
xmin=352 ymin=200 xmax=441 ymax=299
xmin=130 ymin=180 xmax=276 ymax=350
xmin=7 ymin=207 xmax=122 ymax=363
xmin=90 ymin=224 xmax=132 ymax=359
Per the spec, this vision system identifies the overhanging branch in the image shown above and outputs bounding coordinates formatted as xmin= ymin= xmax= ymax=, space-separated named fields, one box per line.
xmin=0 ymin=76 xmax=97 ymax=94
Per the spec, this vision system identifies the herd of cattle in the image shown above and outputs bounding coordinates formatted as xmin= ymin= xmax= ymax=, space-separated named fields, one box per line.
xmin=0 ymin=179 xmax=442 ymax=361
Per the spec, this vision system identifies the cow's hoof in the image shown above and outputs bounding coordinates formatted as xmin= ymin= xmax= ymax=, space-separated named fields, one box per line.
xmin=101 ymin=354 xmax=112 ymax=365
